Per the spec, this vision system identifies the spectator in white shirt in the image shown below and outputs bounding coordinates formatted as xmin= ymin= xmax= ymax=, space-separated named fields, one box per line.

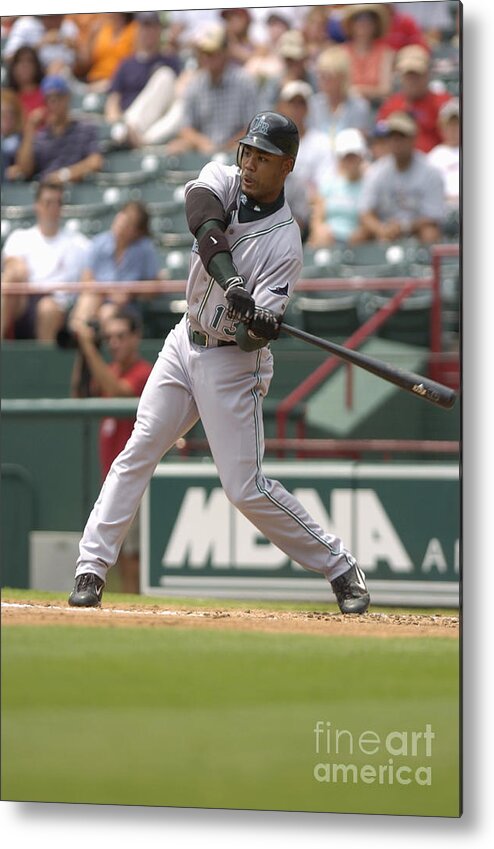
xmin=1 ymin=180 xmax=90 ymax=341
xmin=276 ymin=79 xmax=336 ymax=200
xmin=427 ymin=98 xmax=460 ymax=209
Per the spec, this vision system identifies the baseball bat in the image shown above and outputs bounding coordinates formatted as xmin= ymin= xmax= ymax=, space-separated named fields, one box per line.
xmin=279 ymin=322 xmax=457 ymax=410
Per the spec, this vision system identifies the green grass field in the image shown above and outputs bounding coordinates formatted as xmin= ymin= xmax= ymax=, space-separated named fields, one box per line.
xmin=2 ymin=600 xmax=460 ymax=817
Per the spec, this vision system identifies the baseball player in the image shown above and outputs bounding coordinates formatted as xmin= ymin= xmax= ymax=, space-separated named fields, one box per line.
xmin=68 ymin=111 xmax=370 ymax=615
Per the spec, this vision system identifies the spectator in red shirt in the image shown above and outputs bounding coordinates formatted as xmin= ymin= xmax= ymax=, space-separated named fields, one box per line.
xmin=340 ymin=4 xmax=394 ymax=106
xmin=6 ymin=45 xmax=46 ymax=120
xmin=380 ymin=2 xmax=428 ymax=52
xmin=376 ymin=44 xmax=451 ymax=152
xmin=70 ymin=307 xmax=153 ymax=593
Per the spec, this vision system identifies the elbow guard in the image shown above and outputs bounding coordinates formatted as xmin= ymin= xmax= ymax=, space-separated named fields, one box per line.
xmin=185 ymin=187 xmax=238 ymax=285
xmin=185 ymin=186 xmax=227 ymax=234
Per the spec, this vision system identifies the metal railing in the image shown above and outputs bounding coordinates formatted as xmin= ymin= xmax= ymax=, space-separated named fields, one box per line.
xmin=2 ymin=245 xmax=459 ymax=462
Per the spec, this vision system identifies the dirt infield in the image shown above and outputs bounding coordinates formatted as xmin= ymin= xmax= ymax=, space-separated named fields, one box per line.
xmin=1 ymin=599 xmax=459 ymax=638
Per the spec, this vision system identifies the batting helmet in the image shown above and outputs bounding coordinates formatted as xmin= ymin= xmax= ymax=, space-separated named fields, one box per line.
xmin=237 ymin=112 xmax=300 ymax=170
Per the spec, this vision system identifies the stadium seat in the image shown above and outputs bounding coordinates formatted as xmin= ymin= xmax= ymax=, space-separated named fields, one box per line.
xmin=62 ymin=184 xmax=128 ymax=217
xmin=301 ymin=246 xmax=345 ymax=278
xmin=159 ymin=248 xmax=191 ymax=280
xmin=151 ymin=209 xmax=193 ymax=247
xmin=140 ymin=294 xmax=187 ymax=338
xmin=126 ymin=181 xmax=186 ymax=215
xmin=443 ymin=208 xmax=460 ymax=239
xmin=1 ymin=182 xmax=36 ymax=218
xmin=159 ymin=151 xmax=212 ymax=183
xmin=71 ymin=90 xmax=107 ymax=116
xmin=292 ymin=291 xmax=362 ymax=339
xmin=358 ymin=290 xmax=433 ymax=347
xmin=339 ymin=241 xmax=412 ymax=279
xmin=64 ymin=211 xmax=115 ymax=238
xmin=93 ymin=150 xmax=164 ymax=186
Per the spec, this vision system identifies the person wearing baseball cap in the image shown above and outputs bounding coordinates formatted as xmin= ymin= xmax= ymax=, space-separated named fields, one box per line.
xmin=359 ymin=110 xmax=446 ymax=243
xmin=171 ymin=23 xmax=258 ymax=155
xmin=309 ymin=128 xmax=368 ymax=247
xmin=368 ymin=119 xmax=391 ymax=161
xmin=376 ymin=43 xmax=452 ymax=152
xmin=427 ymin=98 xmax=460 ymax=210
xmin=276 ymin=80 xmax=335 ymax=196
xmin=14 ymin=73 xmax=103 ymax=183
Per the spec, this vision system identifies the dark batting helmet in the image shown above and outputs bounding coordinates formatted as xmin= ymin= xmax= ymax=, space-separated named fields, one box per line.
xmin=237 ymin=112 xmax=300 ymax=170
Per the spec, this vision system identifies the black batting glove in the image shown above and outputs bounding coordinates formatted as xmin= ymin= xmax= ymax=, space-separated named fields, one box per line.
xmin=225 ymin=276 xmax=255 ymax=323
xmin=248 ymin=307 xmax=281 ymax=341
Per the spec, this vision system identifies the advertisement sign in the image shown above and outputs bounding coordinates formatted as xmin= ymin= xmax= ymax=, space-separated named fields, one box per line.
xmin=142 ymin=462 xmax=459 ymax=606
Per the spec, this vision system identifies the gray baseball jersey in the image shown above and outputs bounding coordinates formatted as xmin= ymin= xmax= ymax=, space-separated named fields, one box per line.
xmin=185 ymin=161 xmax=303 ymax=339
xmin=75 ymin=161 xmax=357 ymax=589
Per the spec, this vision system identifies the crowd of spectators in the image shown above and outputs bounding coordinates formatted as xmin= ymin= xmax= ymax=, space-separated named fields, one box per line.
xmin=1 ymin=4 xmax=460 ymax=342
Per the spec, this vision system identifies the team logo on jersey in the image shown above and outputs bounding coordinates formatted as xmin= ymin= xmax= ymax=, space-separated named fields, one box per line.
xmin=268 ymin=282 xmax=289 ymax=297
xmin=250 ymin=116 xmax=270 ymax=136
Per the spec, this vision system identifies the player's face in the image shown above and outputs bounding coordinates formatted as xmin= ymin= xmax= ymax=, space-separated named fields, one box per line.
xmin=240 ymin=145 xmax=292 ymax=204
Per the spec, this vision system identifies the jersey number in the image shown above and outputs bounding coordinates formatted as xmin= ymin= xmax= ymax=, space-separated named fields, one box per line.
xmin=211 ymin=305 xmax=238 ymax=337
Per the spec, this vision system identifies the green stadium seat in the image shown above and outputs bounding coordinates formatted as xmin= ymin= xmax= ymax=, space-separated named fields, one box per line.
xmin=301 ymin=245 xmax=345 ymax=278
xmin=443 ymin=208 xmax=460 ymax=239
xmin=159 ymin=151 xmax=212 ymax=183
xmin=292 ymin=292 xmax=362 ymax=339
xmin=61 ymin=183 xmax=128 ymax=218
xmin=1 ymin=182 xmax=37 ymax=219
xmin=71 ymin=90 xmax=107 ymax=115
xmin=141 ymin=294 xmax=187 ymax=338
xmin=339 ymin=241 xmax=413 ymax=279
xmin=358 ymin=290 xmax=433 ymax=347
xmin=159 ymin=248 xmax=191 ymax=279
xmin=151 ymin=209 xmax=193 ymax=247
xmin=93 ymin=150 xmax=164 ymax=186
xmin=64 ymin=211 xmax=114 ymax=238
xmin=126 ymin=181 xmax=186 ymax=215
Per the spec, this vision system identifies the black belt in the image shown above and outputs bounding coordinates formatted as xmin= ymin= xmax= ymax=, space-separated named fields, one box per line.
xmin=188 ymin=325 xmax=237 ymax=348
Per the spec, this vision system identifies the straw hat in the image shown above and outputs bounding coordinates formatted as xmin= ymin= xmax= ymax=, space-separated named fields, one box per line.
xmin=317 ymin=45 xmax=351 ymax=77
xmin=384 ymin=111 xmax=418 ymax=137
xmin=395 ymin=44 xmax=430 ymax=74
xmin=193 ymin=23 xmax=227 ymax=54
xmin=278 ymin=29 xmax=308 ymax=61
xmin=341 ymin=4 xmax=390 ymax=39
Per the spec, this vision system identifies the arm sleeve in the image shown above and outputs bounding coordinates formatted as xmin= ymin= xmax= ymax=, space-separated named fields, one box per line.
xmin=184 ymin=164 xmax=241 ymax=287
xmin=185 ymin=185 xmax=228 ymax=234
